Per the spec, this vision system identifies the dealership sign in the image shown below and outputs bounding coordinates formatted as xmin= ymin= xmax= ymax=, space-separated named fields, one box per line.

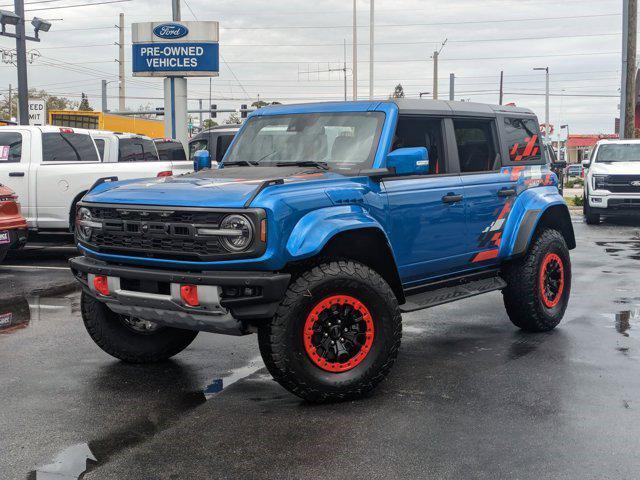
xmin=153 ymin=23 xmax=188 ymax=39
xmin=132 ymin=21 xmax=219 ymax=77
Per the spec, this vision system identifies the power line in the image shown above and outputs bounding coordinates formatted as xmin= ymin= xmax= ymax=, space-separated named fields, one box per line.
xmin=25 ymin=0 xmax=131 ymax=11
xmin=220 ymin=13 xmax=621 ymax=30
xmin=221 ymin=32 xmax=621 ymax=47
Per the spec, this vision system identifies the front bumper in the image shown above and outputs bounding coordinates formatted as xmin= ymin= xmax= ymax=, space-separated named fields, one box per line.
xmin=588 ymin=192 xmax=640 ymax=215
xmin=69 ymin=256 xmax=291 ymax=335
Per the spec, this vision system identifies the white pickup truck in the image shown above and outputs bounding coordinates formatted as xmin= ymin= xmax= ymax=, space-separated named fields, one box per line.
xmin=0 ymin=126 xmax=192 ymax=232
xmin=583 ymin=139 xmax=640 ymax=224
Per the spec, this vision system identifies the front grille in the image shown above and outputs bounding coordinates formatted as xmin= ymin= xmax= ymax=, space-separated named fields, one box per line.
xmin=600 ymin=175 xmax=640 ymax=193
xmin=79 ymin=204 xmax=264 ymax=262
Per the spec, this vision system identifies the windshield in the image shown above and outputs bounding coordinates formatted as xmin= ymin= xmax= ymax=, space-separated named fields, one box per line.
xmin=595 ymin=144 xmax=640 ymax=163
xmin=224 ymin=112 xmax=384 ymax=170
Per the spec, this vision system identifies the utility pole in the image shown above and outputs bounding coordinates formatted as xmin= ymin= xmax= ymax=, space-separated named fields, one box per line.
xmin=198 ymin=99 xmax=203 ymax=127
xmin=369 ymin=0 xmax=374 ymax=100
xmin=14 ymin=0 xmax=28 ymax=124
xmin=534 ymin=66 xmax=550 ymax=138
xmin=117 ymin=13 xmax=125 ymax=111
xmin=432 ymin=40 xmax=447 ymax=100
xmin=8 ymin=84 xmax=12 ymax=119
xmin=620 ymin=0 xmax=637 ymax=138
xmin=352 ymin=0 xmax=357 ymax=100
xmin=499 ymin=70 xmax=504 ymax=105
xmin=449 ymin=73 xmax=455 ymax=101
xmin=101 ymin=79 xmax=108 ymax=112
xmin=432 ymin=51 xmax=438 ymax=100
xmin=343 ymin=39 xmax=347 ymax=101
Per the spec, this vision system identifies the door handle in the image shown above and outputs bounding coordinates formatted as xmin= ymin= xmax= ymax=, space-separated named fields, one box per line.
xmin=442 ymin=194 xmax=463 ymax=204
xmin=497 ymin=188 xmax=516 ymax=197
xmin=9 ymin=172 xmax=25 ymax=177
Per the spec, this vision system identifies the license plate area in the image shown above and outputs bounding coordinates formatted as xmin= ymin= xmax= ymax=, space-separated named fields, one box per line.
xmin=0 ymin=231 xmax=9 ymax=245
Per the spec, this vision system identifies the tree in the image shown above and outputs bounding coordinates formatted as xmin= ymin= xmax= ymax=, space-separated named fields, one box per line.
xmin=224 ymin=112 xmax=242 ymax=125
xmin=251 ymin=100 xmax=282 ymax=109
xmin=203 ymin=118 xmax=218 ymax=129
xmin=392 ymin=84 xmax=405 ymax=99
xmin=78 ymin=93 xmax=93 ymax=111
xmin=0 ymin=88 xmax=77 ymax=120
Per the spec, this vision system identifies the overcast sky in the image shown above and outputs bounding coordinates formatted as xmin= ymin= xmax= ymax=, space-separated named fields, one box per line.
xmin=0 ymin=0 xmax=628 ymax=136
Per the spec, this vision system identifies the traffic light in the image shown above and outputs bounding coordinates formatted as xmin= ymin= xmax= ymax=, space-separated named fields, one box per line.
xmin=241 ymin=104 xmax=248 ymax=119
xmin=210 ymin=104 xmax=217 ymax=118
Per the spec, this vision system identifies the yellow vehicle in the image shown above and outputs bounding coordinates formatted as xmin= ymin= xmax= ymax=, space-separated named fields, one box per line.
xmin=48 ymin=110 xmax=164 ymax=137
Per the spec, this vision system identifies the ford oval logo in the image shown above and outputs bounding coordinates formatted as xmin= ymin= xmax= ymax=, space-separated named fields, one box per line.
xmin=153 ymin=23 xmax=188 ymax=39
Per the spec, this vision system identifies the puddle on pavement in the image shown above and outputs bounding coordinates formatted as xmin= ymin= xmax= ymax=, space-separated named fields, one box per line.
xmin=0 ymin=295 xmax=76 ymax=335
xmin=28 ymin=443 xmax=96 ymax=480
xmin=203 ymin=356 xmax=264 ymax=399
xmin=614 ymin=309 xmax=638 ymax=338
xmin=597 ymin=239 xmax=640 ymax=261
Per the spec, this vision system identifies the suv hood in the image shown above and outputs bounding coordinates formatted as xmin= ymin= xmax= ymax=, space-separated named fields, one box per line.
xmin=590 ymin=161 xmax=640 ymax=175
xmin=83 ymin=166 xmax=338 ymax=208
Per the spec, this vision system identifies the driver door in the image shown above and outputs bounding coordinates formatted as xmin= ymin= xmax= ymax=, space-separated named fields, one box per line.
xmin=383 ymin=116 xmax=467 ymax=287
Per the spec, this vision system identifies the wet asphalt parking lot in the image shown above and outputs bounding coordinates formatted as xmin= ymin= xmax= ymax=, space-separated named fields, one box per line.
xmin=1 ymin=215 xmax=639 ymax=480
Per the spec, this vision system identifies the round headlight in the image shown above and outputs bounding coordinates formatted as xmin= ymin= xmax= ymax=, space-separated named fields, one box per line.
xmin=76 ymin=207 xmax=93 ymax=241
xmin=220 ymin=214 xmax=253 ymax=252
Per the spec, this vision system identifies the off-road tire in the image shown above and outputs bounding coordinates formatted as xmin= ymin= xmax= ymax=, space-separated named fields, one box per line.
xmin=81 ymin=292 xmax=198 ymax=363
xmin=258 ymin=261 xmax=402 ymax=402
xmin=502 ymin=228 xmax=571 ymax=332
xmin=584 ymin=199 xmax=600 ymax=225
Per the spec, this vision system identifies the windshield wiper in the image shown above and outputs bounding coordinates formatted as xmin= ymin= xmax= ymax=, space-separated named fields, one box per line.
xmin=275 ymin=161 xmax=330 ymax=170
xmin=223 ymin=160 xmax=259 ymax=167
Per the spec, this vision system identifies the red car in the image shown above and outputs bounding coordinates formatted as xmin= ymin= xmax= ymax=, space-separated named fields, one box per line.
xmin=0 ymin=184 xmax=27 ymax=263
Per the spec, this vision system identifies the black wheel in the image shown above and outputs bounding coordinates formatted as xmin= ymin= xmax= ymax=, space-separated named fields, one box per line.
xmin=584 ymin=200 xmax=600 ymax=225
xmin=81 ymin=292 xmax=198 ymax=363
xmin=258 ymin=261 xmax=402 ymax=402
xmin=502 ymin=229 xmax=571 ymax=332
xmin=0 ymin=247 xmax=7 ymax=264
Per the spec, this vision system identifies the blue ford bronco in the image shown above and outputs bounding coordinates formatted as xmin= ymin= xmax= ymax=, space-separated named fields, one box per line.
xmin=70 ymin=100 xmax=575 ymax=402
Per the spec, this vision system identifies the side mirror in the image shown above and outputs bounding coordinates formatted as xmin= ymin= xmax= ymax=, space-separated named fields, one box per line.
xmin=386 ymin=147 xmax=429 ymax=176
xmin=193 ymin=149 xmax=211 ymax=171
xmin=552 ymin=160 xmax=567 ymax=170
xmin=581 ymin=159 xmax=591 ymax=169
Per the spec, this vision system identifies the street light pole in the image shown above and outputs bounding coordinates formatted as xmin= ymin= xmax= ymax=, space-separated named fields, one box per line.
xmin=352 ymin=0 xmax=357 ymax=100
xmin=534 ymin=66 xmax=550 ymax=139
xmin=369 ymin=0 xmax=374 ymax=100
xmin=14 ymin=0 xmax=28 ymax=124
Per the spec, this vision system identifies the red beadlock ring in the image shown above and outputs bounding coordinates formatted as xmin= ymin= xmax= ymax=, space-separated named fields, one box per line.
xmin=539 ymin=253 xmax=565 ymax=308
xmin=303 ymin=295 xmax=375 ymax=373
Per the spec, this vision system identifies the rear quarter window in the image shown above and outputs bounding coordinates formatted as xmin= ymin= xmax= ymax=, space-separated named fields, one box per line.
xmin=503 ymin=117 xmax=542 ymax=164
xmin=42 ymin=132 xmax=99 ymax=162
xmin=0 ymin=132 xmax=22 ymax=163
xmin=118 ymin=138 xmax=160 ymax=162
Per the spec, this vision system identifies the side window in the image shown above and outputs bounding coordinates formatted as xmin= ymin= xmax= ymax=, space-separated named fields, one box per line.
xmin=503 ymin=117 xmax=541 ymax=163
xmin=0 ymin=132 xmax=22 ymax=163
xmin=42 ymin=133 xmax=99 ymax=162
xmin=392 ymin=116 xmax=444 ymax=174
xmin=216 ymin=134 xmax=234 ymax=161
xmin=94 ymin=139 xmax=106 ymax=161
xmin=453 ymin=119 xmax=498 ymax=173
xmin=118 ymin=138 xmax=160 ymax=162
xmin=189 ymin=139 xmax=208 ymax=160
